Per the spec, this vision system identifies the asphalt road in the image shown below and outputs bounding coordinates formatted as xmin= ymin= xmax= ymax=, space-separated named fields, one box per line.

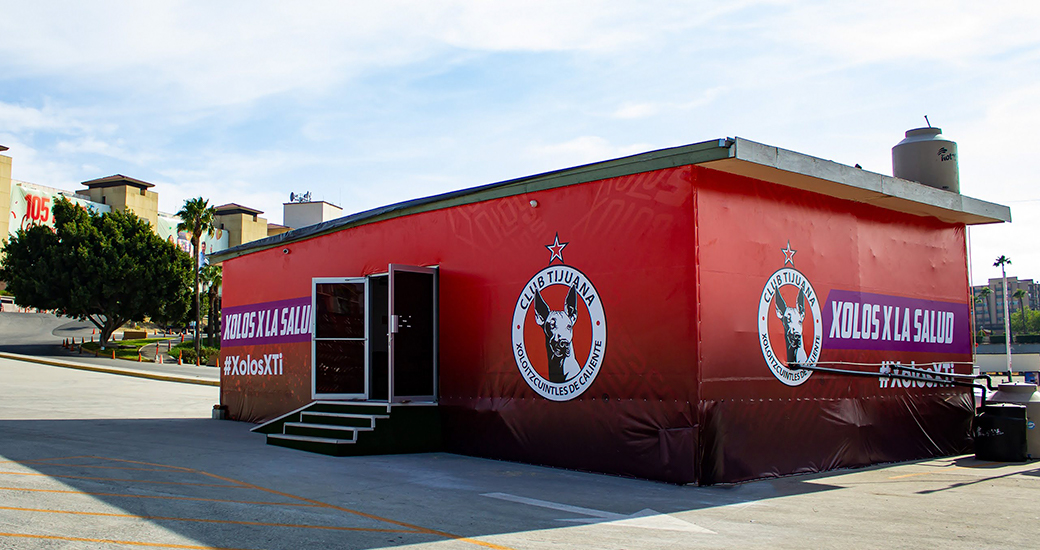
xmin=0 ymin=311 xmax=95 ymax=355
xmin=1 ymin=355 xmax=1038 ymax=550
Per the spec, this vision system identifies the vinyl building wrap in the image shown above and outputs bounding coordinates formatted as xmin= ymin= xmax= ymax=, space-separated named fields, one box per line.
xmin=210 ymin=137 xmax=1010 ymax=485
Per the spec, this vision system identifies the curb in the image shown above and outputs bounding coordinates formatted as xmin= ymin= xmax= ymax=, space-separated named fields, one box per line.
xmin=0 ymin=352 xmax=220 ymax=387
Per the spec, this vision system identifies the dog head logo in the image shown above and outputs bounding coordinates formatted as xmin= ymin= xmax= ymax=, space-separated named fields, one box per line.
xmin=774 ymin=286 xmax=807 ymax=366
xmin=757 ymin=241 xmax=822 ymax=386
xmin=533 ymin=284 xmax=580 ymax=383
xmin=512 ymin=234 xmax=607 ymax=401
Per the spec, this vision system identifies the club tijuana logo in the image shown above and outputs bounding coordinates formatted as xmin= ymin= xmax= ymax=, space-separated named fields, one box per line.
xmin=758 ymin=241 xmax=822 ymax=386
xmin=512 ymin=233 xmax=607 ymax=401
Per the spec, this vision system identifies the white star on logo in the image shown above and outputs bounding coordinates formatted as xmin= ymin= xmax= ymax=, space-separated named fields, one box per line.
xmin=781 ymin=241 xmax=796 ymax=266
xmin=546 ymin=233 xmax=568 ymax=264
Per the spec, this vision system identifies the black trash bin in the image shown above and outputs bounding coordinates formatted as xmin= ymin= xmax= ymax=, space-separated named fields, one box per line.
xmin=974 ymin=403 xmax=1028 ymax=462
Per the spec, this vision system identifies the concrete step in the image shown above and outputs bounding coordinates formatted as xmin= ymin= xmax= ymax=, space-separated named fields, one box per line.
xmin=300 ymin=411 xmax=387 ymax=428
xmin=284 ymin=422 xmax=373 ymax=439
xmin=266 ymin=433 xmax=357 ymax=456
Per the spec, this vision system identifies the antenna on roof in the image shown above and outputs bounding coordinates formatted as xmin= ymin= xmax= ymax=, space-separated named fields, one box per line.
xmin=289 ymin=192 xmax=311 ymax=203
xmin=924 ymin=115 xmax=931 ymax=128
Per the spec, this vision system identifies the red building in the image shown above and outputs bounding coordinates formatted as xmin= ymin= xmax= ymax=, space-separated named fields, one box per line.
xmin=210 ymin=137 xmax=1009 ymax=485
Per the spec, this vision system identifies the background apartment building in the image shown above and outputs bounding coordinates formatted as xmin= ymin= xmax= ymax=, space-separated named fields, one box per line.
xmin=973 ymin=276 xmax=1040 ymax=334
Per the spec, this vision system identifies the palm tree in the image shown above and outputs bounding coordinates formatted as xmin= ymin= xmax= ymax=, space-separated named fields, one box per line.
xmin=975 ymin=286 xmax=992 ymax=339
xmin=975 ymin=286 xmax=992 ymax=315
xmin=1013 ymin=288 xmax=1027 ymax=338
xmin=994 ymin=255 xmax=1013 ymax=381
xmin=200 ymin=264 xmax=222 ymax=348
xmin=177 ymin=197 xmax=216 ymax=362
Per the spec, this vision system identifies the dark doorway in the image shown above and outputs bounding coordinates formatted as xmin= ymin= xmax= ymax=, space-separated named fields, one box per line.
xmin=368 ymin=275 xmax=389 ymax=400
xmin=390 ymin=265 xmax=437 ymax=402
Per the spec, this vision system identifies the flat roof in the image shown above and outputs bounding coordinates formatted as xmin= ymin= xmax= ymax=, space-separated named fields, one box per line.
xmin=82 ymin=174 xmax=156 ymax=190
xmin=216 ymin=203 xmax=264 ymax=216
xmin=209 ymin=137 xmax=1011 ymax=263
xmin=283 ymin=200 xmax=342 ymax=208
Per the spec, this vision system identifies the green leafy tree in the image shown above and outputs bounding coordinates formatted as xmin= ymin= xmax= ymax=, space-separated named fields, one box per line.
xmin=176 ymin=197 xmax=216 ymax=359
xmin=200 ymin=263 xmax=222 ymax=347
xmin=1011 ymin=308 xmax=1040 ymax=336
xmin=1013 ymin=288 xmax=1027 ymax=330
xmin=0 ymin=198 xmax=193 ymax=347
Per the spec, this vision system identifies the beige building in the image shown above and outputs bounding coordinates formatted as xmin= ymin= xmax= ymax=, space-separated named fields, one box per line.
xmin=215 ymin=203 xmax=270 ymax=247
xmin=283 ymin=200 xmax=343 ymax=229
xmin=0 ymin=146 xmax=11 ymax=244
xmin=79 ymin=175 xmax=160 ymax=228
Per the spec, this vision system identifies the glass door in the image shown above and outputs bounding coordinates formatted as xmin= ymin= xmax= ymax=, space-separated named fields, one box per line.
xmin=389 ymin=264 xmax=437 ymax=403
xmin=312 ymin=277 xmax=368 ymax=399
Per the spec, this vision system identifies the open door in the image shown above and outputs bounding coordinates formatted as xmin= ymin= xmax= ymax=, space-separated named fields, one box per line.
xmin=389 ymin=264 xmax=437 ymax=403
xmin=312 ymin=277 xmax=368 ymax=399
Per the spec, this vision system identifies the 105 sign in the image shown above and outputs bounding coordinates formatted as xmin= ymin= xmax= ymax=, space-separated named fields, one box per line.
xmin=21 ymin=193 xmax=51 ymax=230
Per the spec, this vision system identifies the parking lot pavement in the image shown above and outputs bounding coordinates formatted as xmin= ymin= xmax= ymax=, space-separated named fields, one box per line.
xmin=1 ymin=355 xmax=1038 ymax=550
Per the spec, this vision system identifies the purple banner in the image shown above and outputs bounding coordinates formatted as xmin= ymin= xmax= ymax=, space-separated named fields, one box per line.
xmin=222 ymin=297 xmax=312 ymax=348
xmin=823 ymin=290 xmax=970 ymax=354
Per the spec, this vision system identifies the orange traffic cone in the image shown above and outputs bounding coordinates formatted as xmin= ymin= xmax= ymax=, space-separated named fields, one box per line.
xmin=178 ymin=350 xmax=183 ymax=365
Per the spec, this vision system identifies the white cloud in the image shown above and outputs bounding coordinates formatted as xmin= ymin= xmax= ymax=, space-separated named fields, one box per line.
xmin=612 ymin=103 xmax=660 ymax=120
xmin=527 ymin=136 xmax=656 ymax=168
xmin=0 ymin=102 xmax=89 ymax=134
xmin=1 ymin=0 xmax=1039 ymax=283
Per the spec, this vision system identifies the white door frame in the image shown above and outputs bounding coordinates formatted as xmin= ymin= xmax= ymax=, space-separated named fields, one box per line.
xmin=312 ymin=276 xmax=369 ymax=400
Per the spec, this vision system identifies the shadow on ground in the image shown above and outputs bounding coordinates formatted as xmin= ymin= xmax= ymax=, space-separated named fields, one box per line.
xmin=0 ymin=417 xmax=849 ymax=550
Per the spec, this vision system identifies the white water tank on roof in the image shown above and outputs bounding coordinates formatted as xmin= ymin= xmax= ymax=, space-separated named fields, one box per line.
xmin=892 ymin=126 xmax=959 ymax=193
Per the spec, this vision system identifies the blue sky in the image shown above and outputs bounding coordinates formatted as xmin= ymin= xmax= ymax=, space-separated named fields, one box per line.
xmin=1 ymin=1 xmax=1037 ymax=284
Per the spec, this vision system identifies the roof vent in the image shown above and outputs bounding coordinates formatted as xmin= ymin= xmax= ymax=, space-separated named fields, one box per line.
xmin=892 ymin=123 xmax=959 ymax=193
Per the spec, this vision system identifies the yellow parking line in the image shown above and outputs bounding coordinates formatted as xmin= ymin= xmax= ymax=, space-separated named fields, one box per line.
xmin=0 ymin=531 xmax=253 ymax=549
xmin=95 ymin=456 xmax=518 ymax=550
xmin=0 ymin=505 xmax=418 ymax=534
xmin=889 ymin=471 xmax=943 ymax=480
xmin=0 ymin=471 xmax=243 ymax=488
xmin=888 ymin=461 xmax=1001 ymax=480
xmin=93 ymin=458 xmax=197 ymax=473
xmin=0 ymin=486 xmax=323 ymax=507
xmin=0 ymin=455 xmax=94 ymax=464
xmin=198 ymin=466 xmax=517 ymax=549
xmin=13 ymin=463 xmax=193 ymax=473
